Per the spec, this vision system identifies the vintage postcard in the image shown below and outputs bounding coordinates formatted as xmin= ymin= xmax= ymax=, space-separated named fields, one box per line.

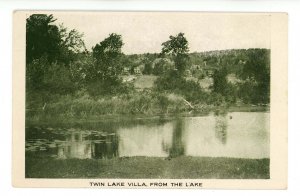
xmin=12 ymin=11 xmax=287 ymax=189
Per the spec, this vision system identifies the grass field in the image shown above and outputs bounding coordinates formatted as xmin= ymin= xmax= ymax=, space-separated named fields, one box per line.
xmin=26 ymin=154 xmax=269 ymax=179
xmin=133 ymin=75 xmax=158 ymax=89
xmin=126 ymin=74 xmax=213 ymax=91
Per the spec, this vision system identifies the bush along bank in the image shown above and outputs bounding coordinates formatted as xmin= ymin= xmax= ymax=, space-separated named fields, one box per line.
xmin=26 ymin=72 xmax=269 ymax=122
xmin=26 ymin=88 xmax=224 ymax=122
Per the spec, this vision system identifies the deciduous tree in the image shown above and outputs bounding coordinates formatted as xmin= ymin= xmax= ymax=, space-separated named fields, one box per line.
xmin=161 ymin=33 xmax=190 ymax=75
xmin=87 ymin=33 xmax=124 ymax=95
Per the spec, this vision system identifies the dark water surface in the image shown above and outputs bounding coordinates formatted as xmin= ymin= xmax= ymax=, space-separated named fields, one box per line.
xmin=26 ymin=112 xmax=269 ymax=160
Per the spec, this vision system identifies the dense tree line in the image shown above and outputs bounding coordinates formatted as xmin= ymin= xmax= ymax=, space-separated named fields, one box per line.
xmin=26 ymin=14 xmax=86 ymax=93
xmin=26 ymin=14 xmax=270 ymax=110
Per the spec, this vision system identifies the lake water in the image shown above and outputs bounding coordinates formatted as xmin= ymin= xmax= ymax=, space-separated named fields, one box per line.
xmin=26 ymin=112 xmax=269 ymax=160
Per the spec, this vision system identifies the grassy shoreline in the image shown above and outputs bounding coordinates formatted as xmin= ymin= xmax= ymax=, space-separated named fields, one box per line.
xmin=26 ymin=104 xmax=269 ymax=126
xmin=26 ymin=155 xmax=269 ymax=179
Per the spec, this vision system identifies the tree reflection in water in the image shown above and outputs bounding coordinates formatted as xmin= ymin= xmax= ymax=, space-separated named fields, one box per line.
xmin=26 ymin=112 xmax=269 ymax=160
xmin=57 ymin=132 xmax=92 ymax=159
xmin=168 ymin=118 xmax=185 ymax=158
xmin=92 ymin=134 xmax=119 ymax=159
xmin=214 ymin=111 xmax=228 ymax=145
xmin=56 ymin=131 xmax=119 ymax=159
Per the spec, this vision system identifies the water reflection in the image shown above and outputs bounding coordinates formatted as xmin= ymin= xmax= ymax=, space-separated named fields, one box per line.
xmin=92 ymin=134 xmax=119 ymax=159
xmin=117 ymin=123 xmax=172 ymax=157
xmin=214 ymin=112 xmax=228 ymax=144
xmin=56 ymin=132 xmax=92 ymax=159
xmin=168 ymin=119 xmax=185 ymax=158
xmin=26 ymin=112 xmax=270 ymax=159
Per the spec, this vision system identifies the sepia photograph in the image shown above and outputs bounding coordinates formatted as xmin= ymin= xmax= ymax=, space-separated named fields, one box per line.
xmin=12 ymin=11 xmax=287 ymax=188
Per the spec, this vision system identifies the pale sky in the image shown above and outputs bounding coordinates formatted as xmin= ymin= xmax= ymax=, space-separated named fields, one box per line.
xmin=53 ymin=12 xmax=271 ymax=54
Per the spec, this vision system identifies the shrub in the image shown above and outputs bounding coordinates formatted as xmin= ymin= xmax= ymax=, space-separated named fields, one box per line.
xmin=154 ymin=70 xmax=209 ymax=103
xmin=86 ymin=79 xmax=134 ymax=97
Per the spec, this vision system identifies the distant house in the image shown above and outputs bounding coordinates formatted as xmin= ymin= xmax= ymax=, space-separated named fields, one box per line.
xmin=122 ymin=67 xmax=130 ymax=75
xmin=122 ymin=64 xmax=144 ymax=75
xmin=134 ymin=67 xmax=142 ymax=75
xmin=203 ymin=67 xmax=218 ymax=77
